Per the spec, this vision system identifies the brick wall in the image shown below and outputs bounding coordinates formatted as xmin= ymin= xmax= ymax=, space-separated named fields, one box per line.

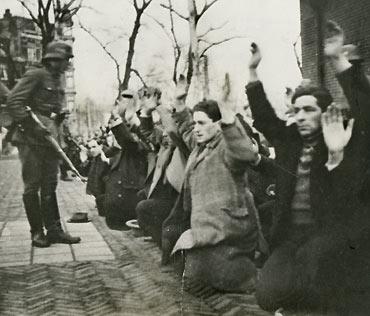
xmin=300 ymin=0 xmax=370 ymax=105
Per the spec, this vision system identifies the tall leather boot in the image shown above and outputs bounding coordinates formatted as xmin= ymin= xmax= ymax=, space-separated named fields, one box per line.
xmin=22 ymin=193 xmax=50 ymax=247
xmin=41 ymin=192 xmax=81 ymax=244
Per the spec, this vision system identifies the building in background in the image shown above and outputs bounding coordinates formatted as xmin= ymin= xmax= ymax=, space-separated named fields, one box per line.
xmin=0 ymin=8 xmax=80 ymax=134
xmin=0 ymin=8 xmax=43 ymax=88
xmin=300 ymin=0 xmax=370 ymax=105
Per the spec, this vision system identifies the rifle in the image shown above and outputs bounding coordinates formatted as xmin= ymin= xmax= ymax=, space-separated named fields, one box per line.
xmin=26 ymin=107 xmax=87 ymax=183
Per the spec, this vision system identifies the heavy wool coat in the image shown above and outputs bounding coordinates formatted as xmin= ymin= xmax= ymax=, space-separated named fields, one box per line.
xmin=162 ymin=109 xmax=259 ymax=291
xmin=246 ymin=66 xmax=370 ymax=249
xmin=246 ymin=66 xmax=370 ymax=307
xmin=103 ymin=117 xmax=151 ymax=222
xmin=139 ymin=116 xmax=188 ymax=199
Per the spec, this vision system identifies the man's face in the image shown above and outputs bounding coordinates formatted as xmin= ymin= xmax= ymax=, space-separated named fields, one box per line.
xmin=161 ymin=130 xmax=173 ymax=147
xmin=88 ymin=140 xmax=101 ymax=157
xmin=293 ymin=95 xmax=322 ymax=137
xmin=49 ymin=58 xmax=71 ymax=73
xmin=193 ymin=111 xmax=219 ymax=144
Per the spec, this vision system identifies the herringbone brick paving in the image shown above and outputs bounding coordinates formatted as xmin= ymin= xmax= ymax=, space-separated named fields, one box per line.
xmin=0 ymin=158 xmax=273 ymax=315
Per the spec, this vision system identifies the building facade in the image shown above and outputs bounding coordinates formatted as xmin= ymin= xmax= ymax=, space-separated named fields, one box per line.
xmin=300 ymin=0 xmax=370 ymax=104
xmin=0 ymin=9 xmax=76 ymax=111
xmin=0 ymin=9 xmax=43 ymax=87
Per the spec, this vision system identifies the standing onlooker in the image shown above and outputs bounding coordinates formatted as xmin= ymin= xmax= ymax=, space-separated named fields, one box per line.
xmin=6 ymin=41 xmax=81 ymax=247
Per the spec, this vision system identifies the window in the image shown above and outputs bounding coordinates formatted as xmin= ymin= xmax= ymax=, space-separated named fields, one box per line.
xmin=27 ymin=47 xmax=38 ymax=62
xmin=0 ymin=64 xmax=8 ymax=80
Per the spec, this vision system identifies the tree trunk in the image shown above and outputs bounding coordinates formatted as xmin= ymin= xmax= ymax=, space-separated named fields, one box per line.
xmin=186 ymin=0 xmax=202 ymax=107
xmin=202 ymin=55 xmax=210 ymax=99
xmin=121 ymin=11 xmax=143 ymax=92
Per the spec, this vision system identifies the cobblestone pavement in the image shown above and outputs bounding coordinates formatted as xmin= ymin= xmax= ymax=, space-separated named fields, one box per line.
xmin=0 ymin=158 xmax=272 ymax=316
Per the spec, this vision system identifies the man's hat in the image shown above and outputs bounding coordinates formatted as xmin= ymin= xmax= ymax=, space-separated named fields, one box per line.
xmin=43 ymin=41 xmax=74 ymax=61
xmin=67 ymin=212 xmax=90 ymax=223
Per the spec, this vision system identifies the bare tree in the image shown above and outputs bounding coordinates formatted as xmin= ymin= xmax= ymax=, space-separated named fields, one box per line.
xmin=78 ymin=21 xmax=123 ymax=98
xmin=78 ymin=0 xmax=152 ymax=98
xmin=121 ymin=0 xmax=153 ymax=91
xmin=17 ymin=0 xmax=83 ymax=51
xmin=161 ymin=0 xmax=240 ymax=103
xmin=146 ymin=0 xmax=181 ymax=84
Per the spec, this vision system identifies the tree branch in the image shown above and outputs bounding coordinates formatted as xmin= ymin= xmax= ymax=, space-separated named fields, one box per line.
xmin=197 ymin=21 xmax=228 ymax=39
xmin=142 ymin=0 xmax=153 ymax=10
xmin=131 ymin=68 xmax=148 ymax=88
xmin=144 ymin=12 xmax=173 ymax=43
xmin=16 ymin=0 xmax=40 ymax=25
xmin=199 ymin=36 xmax=243 ymax=57
xmin=45 ymin=0 xmax=53 ymax=13
xmin=133 ymin=0 xmax=139 ymax=11
xmin=78 ymin=20 xmax=122 ymax=92
xmin=160 ymin=3 xmax=189 ymax=21
xmin=197 ymin=0 xmax=219 ymax=22
xmin=38 ymin=0 xmax=46 ymax=12
xmin=168 ymin=0 xmax=181 ymax=83
xmin=293 ymin=33 xmax=303 ymax=76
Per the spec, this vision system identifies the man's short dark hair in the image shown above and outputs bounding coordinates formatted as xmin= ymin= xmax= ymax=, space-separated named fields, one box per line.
xmin=292 ymin=85 xmax=333 ymax=111
xmin=193 ymin=99 xmax=221 ymax=122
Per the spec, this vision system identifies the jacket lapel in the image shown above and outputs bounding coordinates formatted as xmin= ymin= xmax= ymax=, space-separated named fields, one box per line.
xmin=110 ymin=151 xmax=122 ymax=170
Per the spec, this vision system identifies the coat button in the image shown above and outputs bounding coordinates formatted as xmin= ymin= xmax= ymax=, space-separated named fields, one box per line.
xmin=118 ymin=194 xmax=122 ymax=198
xmin=118 ymin=180 xmax=122 ymax=184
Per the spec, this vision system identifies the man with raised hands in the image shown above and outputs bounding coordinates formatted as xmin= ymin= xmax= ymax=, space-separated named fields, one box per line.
xmin=162 ymin=76 xmax=260 ymax=292
xmin=246 ymin=21 xmax=370 ymax=312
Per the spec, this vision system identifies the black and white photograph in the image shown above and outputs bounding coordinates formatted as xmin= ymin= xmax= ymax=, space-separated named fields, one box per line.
xmin=0 ymin=0 xmax=369 ymax=315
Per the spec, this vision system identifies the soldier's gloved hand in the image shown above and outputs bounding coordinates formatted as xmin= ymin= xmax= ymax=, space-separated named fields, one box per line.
xmin=20 ymin=116 xmax=51 ymax=139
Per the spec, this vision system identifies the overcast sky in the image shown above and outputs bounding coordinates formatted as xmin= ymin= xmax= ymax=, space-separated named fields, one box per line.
xmin=1 ymin=0 xmax=302 ymax=112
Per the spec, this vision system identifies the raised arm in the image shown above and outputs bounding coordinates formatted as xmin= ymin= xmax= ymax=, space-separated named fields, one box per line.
xmin=325 ymin=21 xmax=370 ymax=124
xmin=218 ymin=78 xmax=259 ymax=172
xmin=172 ymin=76 xmax=197 ymax=151
xmin=108 ymin=98 xmax=139 ymax=149
xmin=245 ymin=43 xmax=287 ymax=145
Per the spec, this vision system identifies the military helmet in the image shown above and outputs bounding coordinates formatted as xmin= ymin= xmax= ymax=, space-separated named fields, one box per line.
xmin=43 ymin=41 xmax=74 ymax=61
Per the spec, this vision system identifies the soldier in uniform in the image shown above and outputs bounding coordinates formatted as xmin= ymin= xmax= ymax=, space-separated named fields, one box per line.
xmin=6 ymin=41 xmax=81 ymax=247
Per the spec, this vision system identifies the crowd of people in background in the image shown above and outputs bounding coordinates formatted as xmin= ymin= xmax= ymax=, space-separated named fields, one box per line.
xmin=2 ymin=20 xmax=370 ymax=315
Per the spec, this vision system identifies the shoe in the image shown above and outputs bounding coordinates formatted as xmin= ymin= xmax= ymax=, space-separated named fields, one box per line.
xmin=31 ymin=231 xmax=51 ymax=248
xmin=67 ymin=212 xmax=90 ymax=223
xmin=47 ymin=230 xmax=81 ymax=244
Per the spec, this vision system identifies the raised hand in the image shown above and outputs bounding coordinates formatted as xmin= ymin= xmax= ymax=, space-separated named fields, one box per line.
xmin=111 ymin=104 xmax=120 ymax=119
xmin=324 ymin=20 xmax=345 ymax=58
xmin=119 ymin=89 xmax=138 ymax=123
xmin=219 ymin=73 xmax=235 ymax=124
xmin=322 ymin=105 xmax=354 ymax=154
xmin=173 ymin=74 xmax=188 ymax=112
xmin=248 ymin=42 xmax=262 ymax=70
xmin=140 ymin=87 xmax=160 ymax=116
xmin=222 ymin=73 xmax=231 ymax=102
xmin=156 ymin=105 xmax=177 ymax=132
